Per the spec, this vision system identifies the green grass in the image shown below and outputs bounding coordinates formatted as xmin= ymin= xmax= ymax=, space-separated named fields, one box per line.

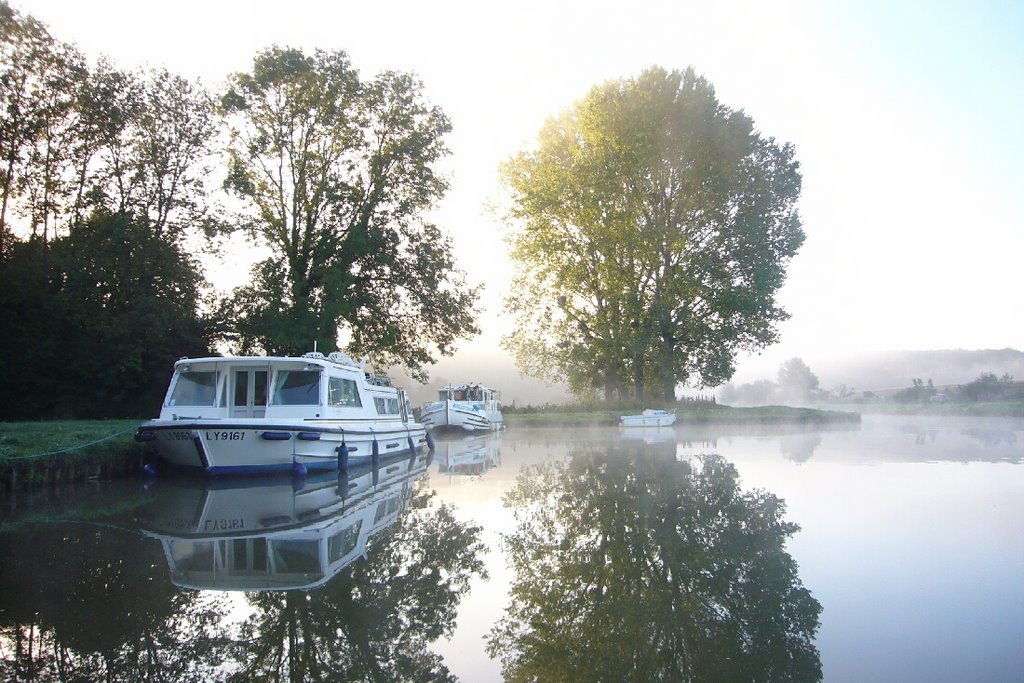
xmin=0 ymin=420 xmax=142 ymax=460
xmin=0 ymin=420 xmax=145 ymax=491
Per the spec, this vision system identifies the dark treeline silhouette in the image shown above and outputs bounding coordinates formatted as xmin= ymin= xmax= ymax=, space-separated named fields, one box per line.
xmin=0 ymin=3 xmax=217 ymax=418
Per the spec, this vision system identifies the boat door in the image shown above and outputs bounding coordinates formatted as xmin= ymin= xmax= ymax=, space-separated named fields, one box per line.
xmin=232 ymin=368 xmax=268 ymax=418
xmin=398 ymin=389 xmax=411 ymax=423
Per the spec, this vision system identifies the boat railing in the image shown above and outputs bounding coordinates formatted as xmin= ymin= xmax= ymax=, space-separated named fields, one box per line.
xmin=365 ymin=373 xmax=393 ymax=387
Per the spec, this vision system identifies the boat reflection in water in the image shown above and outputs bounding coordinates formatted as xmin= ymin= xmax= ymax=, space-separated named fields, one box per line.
xmin=617 ymin=424 xmax=678 ymax=445
xmin=433 ymin=432 xmax=502 ymax=477
xmin=138 ymin=451 xmax=430 ymax=592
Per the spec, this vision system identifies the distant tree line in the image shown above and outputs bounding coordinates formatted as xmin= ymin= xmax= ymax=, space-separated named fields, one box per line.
xmin=0 ymin=2 xmax=478 ymax=419
xmin=719 ymin=357 xmax=1022 ymax=406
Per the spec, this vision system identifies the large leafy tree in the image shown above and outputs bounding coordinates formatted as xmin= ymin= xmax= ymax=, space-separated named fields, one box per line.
xmin=503 ymin=66 xmax=804 ymax=401
xmin=219 ymin=47 xmax=479 ymax=378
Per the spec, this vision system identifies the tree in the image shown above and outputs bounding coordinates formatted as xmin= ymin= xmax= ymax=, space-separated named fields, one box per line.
xmin=219 ymin=47 xmax=479 ymax=378
xmin=0 ymin=4 xmax=218 ymax=418
xmin=893 ymin=377 xmax=936 ymax=404
xmin=502 ymin=66 xmax=804 ymax=401
xmin=959 ymin=372 xmax=1013 ymax=402
xmin=0 ymin=1 xmax=86 ymax=257
xmin=776 ymin=357 xmax=820 ymax=405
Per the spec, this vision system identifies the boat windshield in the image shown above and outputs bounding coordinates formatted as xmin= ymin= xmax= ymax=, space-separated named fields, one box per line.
xmin=169 ymin=371 xmax=218 ymax=406
xmin=271 ymin=370 xmax=322 ymax=405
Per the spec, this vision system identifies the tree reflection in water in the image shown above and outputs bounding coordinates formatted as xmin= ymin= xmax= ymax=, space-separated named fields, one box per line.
xmin=487 ymin=442 xmax=822 ymax=682
xmin=228 ymin=489 xmax=487 ymax=682
xmin=0 ymin=523 xmax=231 ymax=681
xmin=0 ymin=482 xmax=486 ymax=681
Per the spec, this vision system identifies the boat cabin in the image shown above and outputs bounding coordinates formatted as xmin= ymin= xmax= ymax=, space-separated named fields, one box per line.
xmin=160 ymin=352 xmax=412 ymax=422
xmin=437 ymin=383 xmax=499 ymax=404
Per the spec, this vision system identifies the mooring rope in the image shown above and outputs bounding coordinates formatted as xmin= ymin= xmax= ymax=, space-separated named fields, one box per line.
xmin=2 ymin=424 xmax=141 ymax=461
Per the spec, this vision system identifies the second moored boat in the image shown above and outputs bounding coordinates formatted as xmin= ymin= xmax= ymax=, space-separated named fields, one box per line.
xmin=420 ymin=383 xmax=504 ymax=432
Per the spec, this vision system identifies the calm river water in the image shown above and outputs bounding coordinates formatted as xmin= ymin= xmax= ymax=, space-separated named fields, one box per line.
xmin=1 ymin=415 xmax=1021 ymax=681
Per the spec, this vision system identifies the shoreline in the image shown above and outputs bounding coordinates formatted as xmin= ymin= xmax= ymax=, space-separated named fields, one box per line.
xmin=504 ymin=405 xmax=862 ymax=428
xmin=5 ymin=404 xmax=1022 ymax=490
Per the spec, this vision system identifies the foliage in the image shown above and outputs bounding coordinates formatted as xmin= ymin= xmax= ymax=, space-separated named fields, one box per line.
xmin=892 ymin=378 xmax=937 ymax=403
xmin=217 ymin=47 xmax=479 ymax=379
xmin=958 ymin=372 xmax=1016 ymax=402
xmin=0 ymin=3 xmax=218 ymax=419
xmin=488 ymin=445 xmax=822 ymax=681
xmin=502 ymin=66 xmax=804 ymax=402
xmin=776 ymin=357 xmax=820 ymax=404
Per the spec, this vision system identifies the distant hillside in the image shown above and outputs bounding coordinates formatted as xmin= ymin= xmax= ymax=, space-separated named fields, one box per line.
xmin=813 ymin=348 xmax=1024 ymax=393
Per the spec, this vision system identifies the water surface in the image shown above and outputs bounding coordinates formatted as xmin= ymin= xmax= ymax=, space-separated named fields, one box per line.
xmin=1 ymin=415 xmax=1021 ymax=681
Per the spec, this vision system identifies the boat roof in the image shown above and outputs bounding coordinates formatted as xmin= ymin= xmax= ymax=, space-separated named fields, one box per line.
xmin=174 ymin=351 xmax=365 ymax=371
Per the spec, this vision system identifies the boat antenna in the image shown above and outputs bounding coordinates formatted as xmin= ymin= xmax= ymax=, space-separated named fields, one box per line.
xmin=313 ymin=340 xmax=317 ymax=353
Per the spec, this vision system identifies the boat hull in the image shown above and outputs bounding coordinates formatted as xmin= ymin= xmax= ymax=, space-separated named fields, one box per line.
xmin=619 ymin=413 xmax=677 ymax=428
xmin=137 ymin=420 xmax=427 ymax=475
xmin=420 ymin=401 xmax=502 ymax=432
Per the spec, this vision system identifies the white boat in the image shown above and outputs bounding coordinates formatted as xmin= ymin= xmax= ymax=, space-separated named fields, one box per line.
xmin=138 ymin=453 xmax=428 ymax=591
xmin=419 ymin=383 xmax=503 ymax=432
xmin=135 ymin=351 xmax=430 ymax=475
xmin=619 ymin=409 xmax=677 ymax=427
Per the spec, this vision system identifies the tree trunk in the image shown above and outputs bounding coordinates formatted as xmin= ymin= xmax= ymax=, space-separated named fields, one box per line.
xmin=633 ymin=356 xmax=645 ymax=402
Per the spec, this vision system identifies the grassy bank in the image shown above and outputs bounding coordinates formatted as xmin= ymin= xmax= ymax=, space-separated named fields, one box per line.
xmin=0 ymin=420 xmax=144 ymax=491
xmin=504 ymin=403 xmax=861 ymax=427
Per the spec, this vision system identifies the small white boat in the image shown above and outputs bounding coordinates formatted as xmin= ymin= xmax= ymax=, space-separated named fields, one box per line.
xmin=619 ymin=409 xmax=677 ymax=427
xmin=135 ymin=352 xmax=430 ymax=475
xmin=138 ymin=453 xmax=428 ymax=591
xmin=419 ymin=383 xmax=503 ymax=432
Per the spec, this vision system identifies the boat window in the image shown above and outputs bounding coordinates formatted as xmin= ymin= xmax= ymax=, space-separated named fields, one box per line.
xmin=169 ymin=371 xmax=218 ymax=406
xmin=328 ymin=377 xmax=362 ymax=407
xmin=371 ymin=396 xmax=400 ymax=415
xmin=328 ymin=522 xmax=361 ymax=563
xmin=234 ymin=371 xmax=249 ymax=407
xmin=270 ymin=539 xmax=320 ymax=572
xmin=271 ymin=371 xmax=321 ymax=406
xmin=169 ymin=540 xmax=214 ymax=571
xmin=254 ymin=371 xmax=268 ymax=406
xmin=374 ymin=497 xmax=402 ymax=523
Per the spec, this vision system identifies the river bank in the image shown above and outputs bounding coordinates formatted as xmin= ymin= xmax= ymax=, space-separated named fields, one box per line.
xmin=0 ymin=420 xmax=143 ymax=492
xmin=504 ymin=404 xmax=861 ymax=427
xmin=16 ymin=402 xmax=1020 ymax=490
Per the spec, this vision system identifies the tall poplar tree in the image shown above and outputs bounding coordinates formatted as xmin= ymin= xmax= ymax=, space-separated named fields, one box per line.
xmin=219 ymin=47 xmax=478 ymax=378
xmin=503 ymin=66 xmax=804 ymax=400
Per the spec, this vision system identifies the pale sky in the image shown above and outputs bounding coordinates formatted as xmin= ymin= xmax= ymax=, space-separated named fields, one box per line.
xmin=17 ymin=0 xmax=1024 ymax=393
